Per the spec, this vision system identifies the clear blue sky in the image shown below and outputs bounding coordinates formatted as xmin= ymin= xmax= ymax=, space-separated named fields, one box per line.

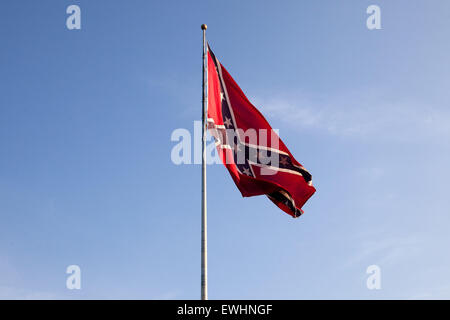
xmin=1 ymin=0 xmax=449 ymax=299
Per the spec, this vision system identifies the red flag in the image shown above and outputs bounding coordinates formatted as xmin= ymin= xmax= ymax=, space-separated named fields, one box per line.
xmin=207 ymin=45 xmax=316 ymax=218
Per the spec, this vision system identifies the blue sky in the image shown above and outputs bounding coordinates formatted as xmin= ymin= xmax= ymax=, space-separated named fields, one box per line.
xmin=1 ymin=0 xmax=450 ymax=299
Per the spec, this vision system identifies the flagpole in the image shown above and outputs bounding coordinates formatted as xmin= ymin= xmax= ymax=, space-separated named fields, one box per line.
xmin=201 ymin=23 xmax=208 ymax=301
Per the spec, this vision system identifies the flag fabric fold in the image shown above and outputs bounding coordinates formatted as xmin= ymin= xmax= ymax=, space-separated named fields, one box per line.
xmin=206 ymin=44 xmax=316 ymax=218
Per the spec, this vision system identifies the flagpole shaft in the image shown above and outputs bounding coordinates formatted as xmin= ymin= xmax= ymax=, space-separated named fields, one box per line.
xmin=201 ymin=24 xmax=208 ymax=301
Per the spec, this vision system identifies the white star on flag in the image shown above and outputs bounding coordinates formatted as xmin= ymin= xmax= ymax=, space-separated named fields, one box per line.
xmin=224 ymin=117 xmax=232 ymax=128
xmin=280 ymin=156 xmax=289 ymax=166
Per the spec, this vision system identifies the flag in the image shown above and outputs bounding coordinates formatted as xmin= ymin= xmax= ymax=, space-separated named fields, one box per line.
xmin=206 ymin=45 xmax=316 ymax=218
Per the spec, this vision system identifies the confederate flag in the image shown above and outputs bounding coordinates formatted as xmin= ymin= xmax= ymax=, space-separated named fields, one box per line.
xmin=206 ymin=44 xmax=316 ymax=218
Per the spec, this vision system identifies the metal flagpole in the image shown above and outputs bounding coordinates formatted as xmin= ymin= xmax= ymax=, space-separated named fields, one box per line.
xmin=201 ymin=23 xmax=208 ymax=301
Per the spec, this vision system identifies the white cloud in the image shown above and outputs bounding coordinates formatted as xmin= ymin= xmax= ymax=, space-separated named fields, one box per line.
xmin=0 ymin=286 xmax=58 ymax=300
xmin=254 ymin=91 xmax=450 ymax=143
xmin=343 ymin=233 xmax=424 ymax=269
xmin=355 ymin=167 xmax=385 ymax=181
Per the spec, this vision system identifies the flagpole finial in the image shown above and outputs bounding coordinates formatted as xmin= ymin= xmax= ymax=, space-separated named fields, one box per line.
xmin=201 ymin=24 xmax=207 ymax=30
